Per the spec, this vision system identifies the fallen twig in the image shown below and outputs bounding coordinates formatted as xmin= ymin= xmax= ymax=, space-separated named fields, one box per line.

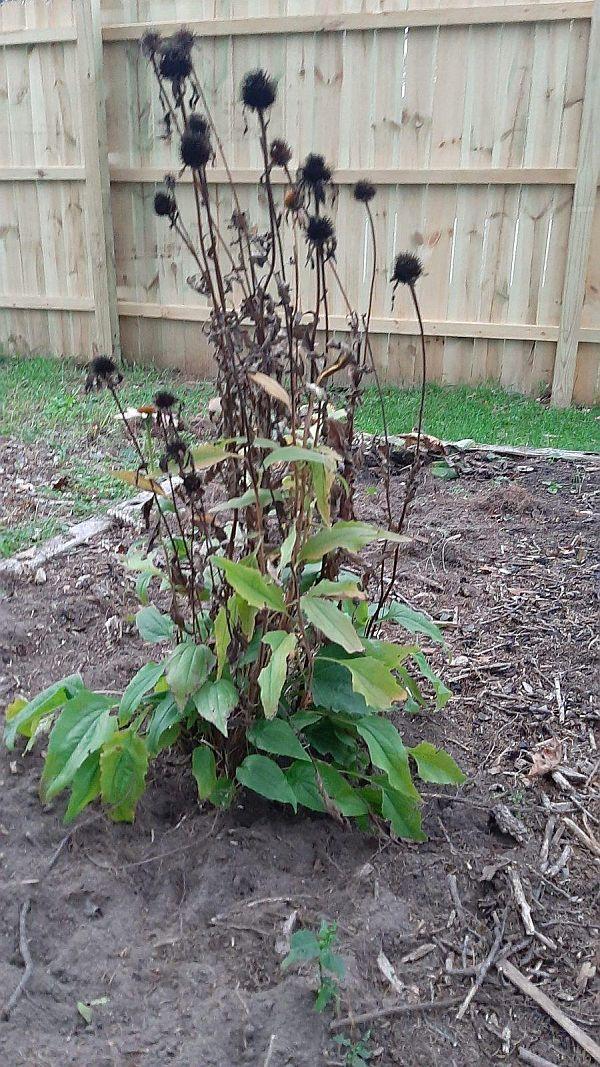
xmin=497 ymin=959 xmax=600 ymax=1064
xmin=263 ymin=1033 xmax=276 ymax=1067
xmin=329 ymin=995 xmax=463 ymax=1033
xmin=1 ymin=899 xmax=34 ymax=1020
xmin=508 ymin=868 xmax=556 ymax=950
xmin=518 ymin=1048 xmax=560 ymax=1067
xmin=456 ymin=918 xmax=505 ymax=1020
xmin=447 ymin=873 xmax=466 ymax=924
xmin=563 ymin=816 xmax=600 ymax=858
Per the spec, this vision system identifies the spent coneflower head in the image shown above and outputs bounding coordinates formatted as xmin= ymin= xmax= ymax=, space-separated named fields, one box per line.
xmin=353 ymin=179 xmax=376 ymax=204
xmin=188 ymin=112 xmax=210 ymax=136
xmin=299 ymin=153 xmax=332 ymax=188
xmin=391 ymin=252 xmax=423 ymax=288
xmin=154 ymin=390 xmax=178 ymax=411
xmin=269 ymin=138 xmax=292 ymax=167
xmin=85 ymin=356 xmax=123 ymax=393
xmin=241 ymin=69 xmax=277 ymax=112
xmin=91 ymin=356 xmax=117 ymax=379
xmin=158 ymin=31 xmax=194 ymax=81
xmin=180 ymin=126 xmax=211 ymax=169
xmin=141 ymin=31 xmax=162 ymax=59
xmin=182 ymin=472 xmax=202 ymax=497
xmin=306 ymin=215 xmax=335 ymax=247
xmin=154 ymin=191 xmax=176 ymax=218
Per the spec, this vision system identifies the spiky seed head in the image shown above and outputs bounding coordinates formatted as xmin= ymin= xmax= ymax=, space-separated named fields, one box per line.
xmin=182 ymin=472 xmax=202 ymax=496
xmin=90 ymin=356 xmax=117 ymax=379
xmin=306 ymin=215 xmax=335 ymax=248
xmin=391 ymin=252 xmax=423 ymax=287
xmin=299 ymin=153 xmax=332 ymax=188
xmin=240 ymin=69 xmax=277 ymax=112
xmin=269 ymin=138 xmax=292 ymax=167
xmin=154 ymin=192 xmax=176 ymax=218
xmin=353 ymin=180 xmax=376 ymax=204
xmin=141 ymin=31 xmax=162 ymax=59
xmin=180 ymin=127 xmax=211 ymax=169
xmin=154 ymin=390 xmax=178 ymax=411
xmin=188 ymin=112 xmax=210 ymax=136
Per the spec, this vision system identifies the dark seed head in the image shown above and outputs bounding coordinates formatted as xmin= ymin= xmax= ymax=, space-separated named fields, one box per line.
xmin=269 ymin=138 xmax=292 ymax=167
xmin=182 ymin=472 xmax=202 ymax=497
xmin=391 ymin=252 xmax=423 ymax=288
xmin=306 ymin=215 xmax=335 ymax=248
xmin=90 ymin=356 xmax=117 ymax=379
xmin=154 ymin=191 xmax=176 ymax=218
xmin=240 ymin=69 xmax=277 ymax=112
xmin=299 ymin=153 xmax=332 ymax=188
xmin=188 ymin=112 xmax=210 ymax=136
xmin=180 ymin=127 xmax=211 ymax=169
xmin=154 ymin=390 xmax=178 ymax=411
xmin=141 ymin=31 xmax=162 ymax=59
xmin=159 ymin=45 xmax=192 ymax=82
xmin=353 ymin=180 xmax=376 ymax=204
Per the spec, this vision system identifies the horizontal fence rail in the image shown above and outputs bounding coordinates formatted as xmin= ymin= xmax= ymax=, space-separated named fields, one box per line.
xmin=0 ymin=0 xmax=598 ymax=406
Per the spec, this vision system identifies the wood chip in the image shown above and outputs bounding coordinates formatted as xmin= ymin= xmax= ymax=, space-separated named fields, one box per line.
xmin=401 ymin=942 xmax=437 ymax=964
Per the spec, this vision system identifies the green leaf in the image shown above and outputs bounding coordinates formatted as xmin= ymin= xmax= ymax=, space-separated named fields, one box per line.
xmin=209 ymin=487 xmax=282 ymax=513
xmin=356 ymin=716 xmax=420 ymax=800
xmin=307 ymin=579 xmax=366 ymax=601
xmin=290 ymin=709 xmax=323 ymax=730
xmin=304 ymin=720 xmax=357 ymax=766
xmin=321 ymin=949 xmax=345 ymax=979
xmin=408 ymin=742 xmax=465 ymax=785
xmin=213 ymin=557 xmax=286 ymax=612
xmin=123 ymin=549 xmax=162 ymax=575
xmin=311 ymin=462 xmax=334 ymax=525
xmin=258 ymin=631 xmax=297 ymax=719
xmin=285 ymin=760 xmax=326 ymax=812
xmin=213 ymin=606 xmax=231 ymax=679
xmin=191 ymin=745 xmax=217 ymax=800
xmin=4 ymin=674 xmax=83 ymax=749
xmin=361 ymin=639 xmax=413 ymax=669
xmin=376 ymin=601 xmax=445 ymax=645
xmin=410 ymin=651 xmax=452 ymax=708
xmin=300 ymin=596 xmax=363 ymax=654
xmin=211 ymin=776 xmax=236 ymax=809
xmin=322 ymin=653 xmax=406 ymax=710
xmin=41 ymin=691 xmax=117 ymax=801
xmin=119 ymin=661 xmax=166 ymax=724
xmin=193 ymin=679 xmax=238 ymax=736
xmin=282 ymin=929 xmax=320 ymax=969
xmin=430 ymin=460 xmax=458 ymax=480
xmin=300 ymin=521 xmax=409 ymax=563
xmin=64 ymin=751 xmax=101 ymax=824
xmin=248 ymin=718 xmax=310 ymax=762
xmin=236 ymin=754 xmax=297 ymax=811
xmin=100 ymin=730 xmax=148 ymax=822
xmin=312 ymin=659 xmax=372 ymax=717
xmin=136 ymin=606 xmax=175 ymax=643
xmin=315 ymin=979 xmax=339 ymax=1012
xmin=166 ymin=643 xmax=215 ymax=710
xmin=314 ymin=761 xmax=370 ymax=816
xmin=278 ymin=527 xmax=296 ymax=573
xmin=77 ymin=1002 xmax=93 ymax=1025
xmin=190 ymin=444 xmax=240 ymax=469
xmin=380 ymin=783 xmax=426 ymax=842
xmin=146 ymin=693 xmax=183 ymax=756
xmin=264 ymin=445 xmax=338 ymax=469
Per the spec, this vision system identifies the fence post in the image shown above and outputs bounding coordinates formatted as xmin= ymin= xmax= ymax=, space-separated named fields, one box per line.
xmin=551 ymin=0 xmax=600 ymax=407
xmin=75 ymin=0 xmax=121 ymax=360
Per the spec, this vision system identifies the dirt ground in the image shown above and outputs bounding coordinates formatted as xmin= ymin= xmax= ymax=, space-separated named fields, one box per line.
xmin=0 ymin=446 xmax=598 ymax=1066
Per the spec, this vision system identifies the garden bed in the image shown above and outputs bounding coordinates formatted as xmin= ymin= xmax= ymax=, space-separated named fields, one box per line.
xmin=0 ymin=453 xmax=598 ymax=1066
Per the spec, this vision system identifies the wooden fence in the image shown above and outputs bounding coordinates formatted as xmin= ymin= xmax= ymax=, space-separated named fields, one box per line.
xmin=0 ymin=0 xmax=599 ymax=406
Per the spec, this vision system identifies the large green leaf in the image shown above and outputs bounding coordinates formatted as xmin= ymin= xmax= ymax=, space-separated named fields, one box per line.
xmin=311 ymin=658 xmax=372 ymax=717
xmin=380 ymin=783 xmax=426 ymax=842
xmin=285 ymin=760 xmax=326 ymax=813
xmin=248 ymin=718 xmax=310 ymax=762
xmin=190 ymin=444 xmax=239 ymax=469
xmin=100 ymin=730 xmax=148 ymax=822
xmin=258 ymin=631 xmax=297 ymax=719
xmin=282 ymin=929 xmax=321 ymax=969
xmin=193 ymin=679 xmax=238 ymax=736
xmin=209 ymin=487 xmax=283 ymax=513
xmin=264 ymin=445 xmax=338 ymax=469
xmin=119 ymin=661 xmax=166 ymax=724
xmin=408 ymin=742 xmax=465 ymax=785
xmin=191 ymin=745 xmax=217 ymax=800
xmin=166 ymin=643 xmax=215 ymax=710
xmin=410 ymin=651 xmax=452 ymax=709
xmin=41 ymin=691 xmax=117 ymax=801
xmin=356 ymin=716 xmax=420 ymax=800
xmin=64 ymin=751 xmax=101 ymax=824
xmin=300 ymin=521 xmax=409 ymax=563
xmin=146 ymin=693 xmax=183 ymax=756
xmin=376 ymin=601 xmax=445 ymax=645
xmin=213 ymin=606 xmax=231 ymax=679
xmin=314 ymin=761 xmax=370 ymax=816
xmin=136 ymin=606 xmax=175 ymax=643
xmin=311 ymin=462 xmax=334 ymax=525
xmin=307 ymin=579 xmax=366 ymax=601
xmin=236 ymin=754 xmax=297 ymax=811
xmin=321 ymin=653 xmax=407 ymax=710
xmin=214 ymin=557 xmax=286 ymax=612
xmin=4 ymin=674 xmax=83 ymax=749
xmin=300 ymin=597 xmax=363 ymax=654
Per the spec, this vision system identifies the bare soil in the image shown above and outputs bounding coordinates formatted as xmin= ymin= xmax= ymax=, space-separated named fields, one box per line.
xmin=0 ymin=450 xmax=598 ymax=1066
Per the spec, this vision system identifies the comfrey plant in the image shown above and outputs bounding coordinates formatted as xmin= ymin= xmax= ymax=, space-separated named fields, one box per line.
xmin=4 ymin=31 xmax=464 ymax=834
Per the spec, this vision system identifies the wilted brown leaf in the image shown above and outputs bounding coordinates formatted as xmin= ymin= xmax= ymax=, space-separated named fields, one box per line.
xmin=529 ymin=737 xmax=562 ymax=778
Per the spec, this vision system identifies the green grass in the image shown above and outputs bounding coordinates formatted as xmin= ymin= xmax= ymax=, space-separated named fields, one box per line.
xmin=0 ymin=518 xmax=65 ymax=559
xmin=354 ymin=383 xmax=599 ymax=453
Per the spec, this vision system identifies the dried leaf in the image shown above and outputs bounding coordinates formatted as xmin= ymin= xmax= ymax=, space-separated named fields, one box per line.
xmin=248 ymin=371 xmax=291 ymax=411
xmin=529 ymin=737 xmax=562 ymax=778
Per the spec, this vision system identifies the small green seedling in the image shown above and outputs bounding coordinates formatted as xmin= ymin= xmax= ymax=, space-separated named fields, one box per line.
xmin=282 ymin=920 xmax=345 ymax=1012
xmin=77 ymin=996 xmax=109 ymax=1025
xmin=333 ymin=1030 xmax=374 ymax=1066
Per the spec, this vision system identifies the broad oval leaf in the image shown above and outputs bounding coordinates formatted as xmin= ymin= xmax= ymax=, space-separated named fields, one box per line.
xmin=166 ymin=643 xmax=215 ymax=710
xmin=410 ymin=650 xmax=452 ymax=708
xmin=214 ymin=557 xmax=286 ymax=613
xmin=300 ymin=596 xmax=363 ymax=655
xmin=4 ymin=674 xmax=83 ymax=749
xmin=136 ymin=606 xmax=175 ymax=644
xmin=146 ymin=693 xmax=183 ymax=756
xmin=380 ymin=783 xmax=427 ymax=842
xmin=64 ymin=751 xmax=102 ymax=824
xmin=314 ymin=761 xmax=369 ymax=816
xmin=248 ymin=371 xmax=291 ymax=411
xmin=100 ymin=730 xmax=149 ymax=823
xmin=376 ymin=601 xmax=445 ymax=645
xmin=213 ymin=606 xmax=231 ymax=680
xmin=285 ymin=760 xmax=326 ymax=813
xmin=193 ymin=679 xmax=238 ymax=737
xmin=307 ymin=579 xmax=366 ymax=601
xmin=236 ymin=754 xmax=298 ymax=811
xmin=192 ymin=745 xmax=217 ymax=800
xmin=190 ymin=444 xmax=240 ymax=469
xmin=209 ymin=487 xmax=283 ymax=514
xmin=282 ymin=929 xmax=320 ymax=969
xmin=356 ymin=716 xmax=420 ymax=800
xmin=248 ymin=718 xmax=310 ymax=762
xmin=300 ymin=521 xmax=409 ymax=563
xmin=322 ymin=653 xmax=407 ymax=710
xmin=41 ymin=690 xmax=117 ymax=801
xmin=119 ymin=661 xmax=166 ymax=724
xmin=264 ymin=445 xmax=339 ymax=469
xmin=258 ymin=631 xmax=297 ymax=719
xmin=408 ymin=742 xmax=465 ymax=785
xmin=112 ymin=469 xmax=166 ymax=496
